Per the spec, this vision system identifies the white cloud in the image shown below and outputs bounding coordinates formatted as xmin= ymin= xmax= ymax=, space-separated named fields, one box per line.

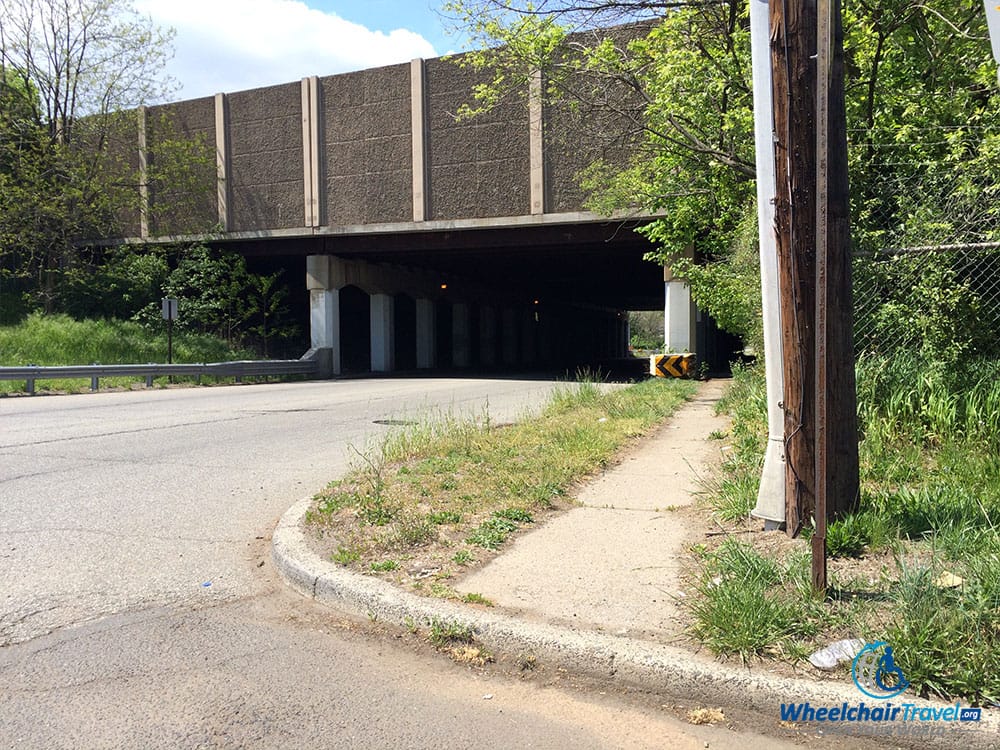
xmin=135 ymin=0 xmax=437 ymax=100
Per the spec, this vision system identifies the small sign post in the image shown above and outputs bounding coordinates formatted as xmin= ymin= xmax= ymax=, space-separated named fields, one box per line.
xmin=161 ymin=297 xmax=179 ymax=365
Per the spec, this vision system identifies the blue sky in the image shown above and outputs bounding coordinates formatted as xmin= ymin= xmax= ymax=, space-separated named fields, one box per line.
xmin=312 ymin=1 xmax=457 ymax=55
xmin=134 ymin=0 xmax=466 ymax=101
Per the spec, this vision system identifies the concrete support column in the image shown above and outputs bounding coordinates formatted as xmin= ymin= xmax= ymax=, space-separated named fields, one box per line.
xmin=664 ymin=282 xmax=693 ymax=353
xmin=453 ymin=303 xmax=471 ymax=368
xmin=309 ymin=288 xmax=340 ymax=377
xmin=501 ymin=308 xmax=518 ymax=366
xmin=370 ymin=293 xmax=395 ymax=372
xmin=479 ymin=306 xmax=497 ymax=366
xmin=415 ymin=298 xmax=436 ymax=369
xmin=307 ymin=255 xmax=340 ymax=377
xmin=664 ymin=258 xmax=694 ymax=353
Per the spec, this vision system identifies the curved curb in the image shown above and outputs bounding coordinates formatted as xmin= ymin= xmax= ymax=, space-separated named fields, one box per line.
xmin=273 ymin=496 xmax=997 ymax=748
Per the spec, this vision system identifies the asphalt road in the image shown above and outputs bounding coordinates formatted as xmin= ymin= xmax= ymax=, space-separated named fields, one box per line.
xmin=0 ymin=378 xmax=806 ymax=749
xmin=1 ymin=377 xmax=566 ymax=645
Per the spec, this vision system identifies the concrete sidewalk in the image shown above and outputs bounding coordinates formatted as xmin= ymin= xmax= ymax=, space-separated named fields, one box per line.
xmin=271 ymin=379 xmax=999 ymax=750
xmin=455 ymin=380 xmax=729 ymax=641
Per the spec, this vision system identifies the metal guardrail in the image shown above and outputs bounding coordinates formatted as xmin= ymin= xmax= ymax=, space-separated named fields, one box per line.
xmin=0 ymin=355 xmax=319 ymax=395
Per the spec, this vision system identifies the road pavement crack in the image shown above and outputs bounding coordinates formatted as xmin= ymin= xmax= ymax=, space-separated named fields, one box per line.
xmin=0 ymin=415 xmax=247 ymax=450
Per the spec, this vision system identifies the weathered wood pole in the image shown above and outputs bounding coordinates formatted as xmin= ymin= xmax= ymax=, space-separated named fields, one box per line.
xmin=822 ymin=0 xmax=860 ymax=524
xmin=769 ymin=0 xmax=859 ymax=539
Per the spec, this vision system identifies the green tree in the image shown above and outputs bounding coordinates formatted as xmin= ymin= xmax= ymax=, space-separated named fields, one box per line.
xmin=444 ymin=0 xmax=999 ymax=350
xmin=0 ymin=0 xmax=176 ymax=315
xmin=445 ymin=0 xmax=759 ymax=342
xmin=240 ymin=270 xmax=298 ymax=358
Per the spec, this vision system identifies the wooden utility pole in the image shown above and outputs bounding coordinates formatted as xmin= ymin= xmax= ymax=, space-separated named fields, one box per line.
xmin=769 ymin=0 xmax=859 ymax=542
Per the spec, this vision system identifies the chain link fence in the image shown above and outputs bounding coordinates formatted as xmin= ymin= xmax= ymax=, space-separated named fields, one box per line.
xmin=850 ymin=126 xmax=1000 ymax=359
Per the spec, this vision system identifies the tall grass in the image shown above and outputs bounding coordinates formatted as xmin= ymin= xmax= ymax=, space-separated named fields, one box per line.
xmin=0 ymin=313 xmax=260 ymax=393
xmin=698 ymin=354 xmax=1000 ymax=702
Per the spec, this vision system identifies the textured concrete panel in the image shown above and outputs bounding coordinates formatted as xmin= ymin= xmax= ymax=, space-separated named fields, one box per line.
xmin=544 ymin=24 xmax=649 ymax=214
xmin=86 ymin=110 xmax=142 ymax=237
xmin=322 ymin=64 xmax=412 ymax=226
xmin=425 ymin=55 xmax=530 ymax=220
xmin=229 ymin=82 xmax=304 ymax=231
xmin=146 ymin=97 xmax=217 ymax=235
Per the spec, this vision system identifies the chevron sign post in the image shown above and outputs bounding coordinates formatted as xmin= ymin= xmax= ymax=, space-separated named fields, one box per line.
xmin=650 ymin=353 xmax=696 ymax=379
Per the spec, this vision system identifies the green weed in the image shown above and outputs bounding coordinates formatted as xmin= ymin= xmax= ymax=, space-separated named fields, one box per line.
xmin=332 ymin=545 xmax=360 ymax=565
xmin=452 ymin=550 xmax=473 ymax=565
xmin=428 ymin=619 xmax=475 ymax=648
xmin=462 ymin=592 xmax=494 ymax=606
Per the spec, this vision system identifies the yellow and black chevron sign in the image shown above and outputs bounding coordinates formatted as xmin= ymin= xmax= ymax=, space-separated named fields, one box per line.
xmin=650 ymin=353 xmax=696 ymax=379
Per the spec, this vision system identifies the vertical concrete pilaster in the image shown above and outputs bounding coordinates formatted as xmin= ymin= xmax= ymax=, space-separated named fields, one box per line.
xmin=410 ymin=58 xmax=428 ymax=222
xmin=529 ymin=69 xmax=544 ymax=216
xmin=479 ymin=306 xmax=497 ymax=366
xmin=415 ymin=298 xmax=436 ymax=369
xmin=137 ymin=106 xmax=149 ymax=239
xmin=301 ymin=76 xmax=323 ymax=227
xmin=453 ymin=303 xmax=471 ymax=368
xmin=214 ymin=93 xmax=231 ymax=231
xmin=370 ymin=293 xmax=395 ymax=372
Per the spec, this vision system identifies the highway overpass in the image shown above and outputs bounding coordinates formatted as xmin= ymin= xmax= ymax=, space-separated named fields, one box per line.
xmin=98 ymin=30 xmax=734 ymax=375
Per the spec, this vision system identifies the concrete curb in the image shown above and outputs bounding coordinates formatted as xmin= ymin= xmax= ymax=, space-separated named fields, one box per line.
xmin=273 ymin=496 xmax=998 ymax=748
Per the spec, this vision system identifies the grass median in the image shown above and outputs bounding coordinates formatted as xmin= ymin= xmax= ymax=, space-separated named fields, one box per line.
xmin=694 ymin=357 xmax=1000 ymax=706
xmin=305 ymin=376 xmax=698 ymax=599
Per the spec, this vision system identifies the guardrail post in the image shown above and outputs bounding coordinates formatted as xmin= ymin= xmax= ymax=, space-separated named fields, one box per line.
xmin=146 ymin=365 xmax=154 ymax=388
xmin=26 ymin=364 xmax=36 ymax=395
xmin=91 ymin=364 xmax=99 ymax=392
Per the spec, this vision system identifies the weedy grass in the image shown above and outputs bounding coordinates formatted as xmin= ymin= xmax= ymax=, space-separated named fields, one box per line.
xmin=0 ymin=313 xmax=261 ymax=393
xmin=308 ymin=376 xmax=697 ymax=589
xmin=696 ymin=357 xmax=1000 ymax=703
xmin=690 ymin=539 xmax=828 ymax=660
